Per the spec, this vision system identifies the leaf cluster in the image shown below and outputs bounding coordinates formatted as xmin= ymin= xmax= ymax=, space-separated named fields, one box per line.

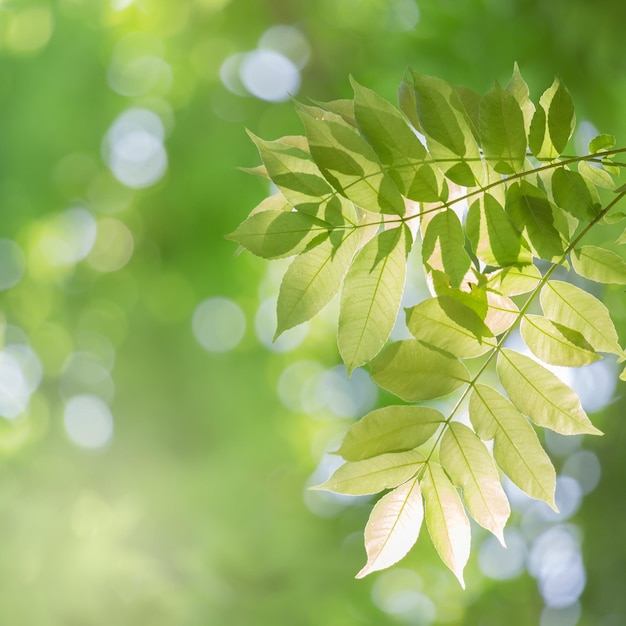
xmin=230 ymin=64 xmax=626 ymax=584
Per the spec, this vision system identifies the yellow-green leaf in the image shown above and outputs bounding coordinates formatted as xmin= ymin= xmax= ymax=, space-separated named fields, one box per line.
xmin=313 ymin=450 xmax=424 ymax=496
xmin=470 ymin=385 xmax=556 ymax=508
xmin=520 ymin=314 xmax=600 ymax=366
xmin=422 ymin=462 xmax=471 ymax=587
xmin=338 ymin=225 xmax=411 ymax=373
xmin=440 ymin=422 xmax=510 ymax=543
xmin=370 ymin=339 xmax=469 ymax=402
xmin=336 ymin=406 xmax=444 ymax=462
xmin=356 ymin=478 xmax=424 ymax=578
xmin=540 ymin=280 xmax=623 ymax=355
xmin=571 ymin=245 xmax=626 ymax=285
xmin=486 ymin=264 xmax=542 ymax=296
xmin=497 ymin=348 xmax=602 ymax=436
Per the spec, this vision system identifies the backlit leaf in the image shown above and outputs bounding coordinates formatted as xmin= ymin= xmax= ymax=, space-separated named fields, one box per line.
xmin=313 ymin=450 xmax=424 ymax=496
xmin=276 ymin=228 xmax=360 ymax=336
xmin=356 ymin=477 xmax=424 ymax=578
xmin=547 ymin=79 xmax=576 ymax=155
xmin=589 ymin=134 xmax=615 ymax=153
xmin=470 ymin=385 xmax=556 ymax=507
xmin=479 ymin=82 xmax=527 ymax=174
xmin=338 ymin=225 xmax=411 ymax=373
xmin=520 ymin=314 xmax=599 ymax=366
xmin=422 ymin=208 xmax=472 ymax=288
xmin=227 ymin=210 xmax=326 ymax=259
xmin=466 ymin=192 xmax=531 ymax=266
xmin=540 ymin=280 xmax=623 ymax=355
xmin=485 ymin=292 xmax=520 ymax=335
xmin=579 ymin=160 xmax=616 ymax=190
xmin=421 ymin=462 xmax=470 ymax=587
xmin=497 ymin=348 xmax=602 ymax=435
xmin=486 ymin=263 xmax=542 ymax=296
xmin=505 ymin=62 xmax=535 ymax=134
xmin=370 ymin=339 xmax=469 ymax=402
xmin=336 ymin=406 xmax=444 ymax=462
xmin=405 ymin=296 xmax=495 ymax=358
xmin=552 ymin=167 xmax=600 ymax=221
xmin=571 ymin=245 xmax=626 ymax=285
xmin=297 ymin=103 xmax=406 ymax=215
xmin=440 ymin=422 xmax=510 ymax=543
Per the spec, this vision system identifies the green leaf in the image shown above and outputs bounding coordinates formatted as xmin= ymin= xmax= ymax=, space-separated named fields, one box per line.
xmin=336 ymin=406 xmax=444 ymax=462
xmin=579 ymin=160 xmax=616 ymax=190
xmin=356 ymin=477 xmax=424 ymax=578
xmin=405 ymin=296 xmax=495 ymax=358
xmin=486 ymin=264 xmax=542 ymax=296
xmin=311 ymin=98 xmax=356 ymax=125
xmin=352 ymin=78 xmax=444 ymax=202
xmin=452 ymin=84 xmax=481 ymax=143
xmin=571 ymin=245 xmax=626 ymax=285
xmin=540 ymin=280 xmax=623 ymax=355
xmin=485 ymin=292 xmax=520 ymax=335
xmin=470 ymin=385 xmax=556 ymax=507
xmin=338 ymin=225 xmax=411 ymax=373
xmin=506 ymin=180 xmax=566 ymax=260
xmin=552 ymin=167 xmax=600 ymax=221
xmin=528 ymin=103 xmax=547 ymax=158
xmin=497 ymin=348 xmax=602 ymax=435
xmin=479 ymin=82 xmax=527 ymax=174
xmin=370 ymin=339 xmax=469 ymax=402
xmin=276 ymin=228 xmax=360 ymax=337
xmin=410 ymin=71 xmax=484 ymax=186
xmin=398 ymin=73 xmax=423 ymax=133
xmin=621 ymin=366 xmax=626 ymax=382
xmin=604 ymin=212 xmax=626 ymax=226
xmin=422 ymin=209 xmax=472 ymax=288
xmin=421 ymin=462 xmax=470 ymax=587
xmin=439 ymin=422 xmax=510 ymax=542
xmin=247 ymin=193 xmax=292 ymax=216
xmin=226 ymin=210 xmax=326 ymax=259
xmin=505 ymin=62 xmax=535 ymax=135
xmin=618 ymin=227 xmax=626 ymax=245
xmin=466 ymin=193 xmax=531 ymax=266
xmin=520 ymin=314 xmax=599 ymax=366
xmin=297 ymin=103 xmax=406 ymax=215
xmin=589 ymin=134 xmax=615 ymax=153
xmin=313 ymin=450 xmax=424 ymax=496
xmin=547 ymin=79 xmax=576 ymax=155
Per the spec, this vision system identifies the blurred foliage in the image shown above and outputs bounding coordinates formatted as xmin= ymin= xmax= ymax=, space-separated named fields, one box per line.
xmin=0 ymin=0 xmax=625 ymax=624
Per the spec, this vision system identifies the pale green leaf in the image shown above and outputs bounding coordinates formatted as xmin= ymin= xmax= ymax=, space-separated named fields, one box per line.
xmin=466 ymin=193 xmax=531 ymax=266
xmin=479 ymin=82 xmax=527 ymax=174
xmin=547 ymin=79 xmax=575 ymax=155
xmin=589 ymin=134 xmax=615 ymax=153
xmin=398 ymin=73 xmax=423 ymax=133
xmin=338 ymin=225 xmax=411 ymax=373
xmin=370 ymin=339 xmax=469 ymax=402
xmin=520 ymin=314 xmax=599 ymax=366
xmin=579 ymin=160 xmax=616 ymax=190
xmin=621 ymin=366 xmax=626 ymax=382
xmin=247 ymin=193 xmax=292 ymax=216
xmin=421 ymin=462 xmax=471 ymax=587
xmin=226 ymin=210 xmax=327 ymax=259
xmin=470 ymin=385 xmax=556 ymax=507
xmin=604 ymin=212 xmax=626 ymax=226
xmin=336 ymin=406 xmax=444 ymax=462
xmin=276 ymin=228 xmax=360 ymax=336
xmin=405 ymin=296 xmax=495 ymax=358
xmin=352 ymin=78 xmax=443 ymax=202
xmin=552 ymin=168 xmax=600 ymax=222
xmin=440 ymin=422 xmax=510 ymax=542
xmin=540 ymin=280 xmax=623 ymax=355
xmin=313 ymin=450 xmax=424 ymax=496
xmin=506 ymin=180 xmax=566 ymax=260
xmin=505 ymin=62 xmax=535 ymax=134
xmin=422 ymin=209 xmax=472 ymax=289
xmin=485 ymin=292 xmax=520 ymax=335
xmin=571 ymin=245 xmax=626 ymax=285
xmin=311 ymin=98 xmax=356 ymax=125
xmin=486 ymin=263 xmax=542 ymax=296
xmin=356 ymin=477 xmax=424 ymax=578
xmin=497 ymin=348 xmax=602 ymax=435
xmin=618 ymin=227 xmax=626 ymax=245
xmin=528 ymin=103 xmax=547 ymax=158
xmin=452 ymin=84 xmax=481 ymax=143
xmin=297 ymin=103 xmax=406 ymax=215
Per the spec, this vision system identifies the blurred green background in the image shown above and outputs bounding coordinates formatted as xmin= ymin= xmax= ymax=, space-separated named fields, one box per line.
xmin=1 ymin=0 xmax=626 ymax=624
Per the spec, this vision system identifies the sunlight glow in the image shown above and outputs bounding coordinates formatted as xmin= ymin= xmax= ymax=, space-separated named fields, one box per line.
xmin=193 ymin=297 xmax=246 ymax=353
xmin=64 ymin=395 xmax=114 ymax=450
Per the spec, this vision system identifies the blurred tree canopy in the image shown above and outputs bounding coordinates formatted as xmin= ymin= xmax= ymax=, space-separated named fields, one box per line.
xmin=0 ymin=0 xmax=625 ymax=624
